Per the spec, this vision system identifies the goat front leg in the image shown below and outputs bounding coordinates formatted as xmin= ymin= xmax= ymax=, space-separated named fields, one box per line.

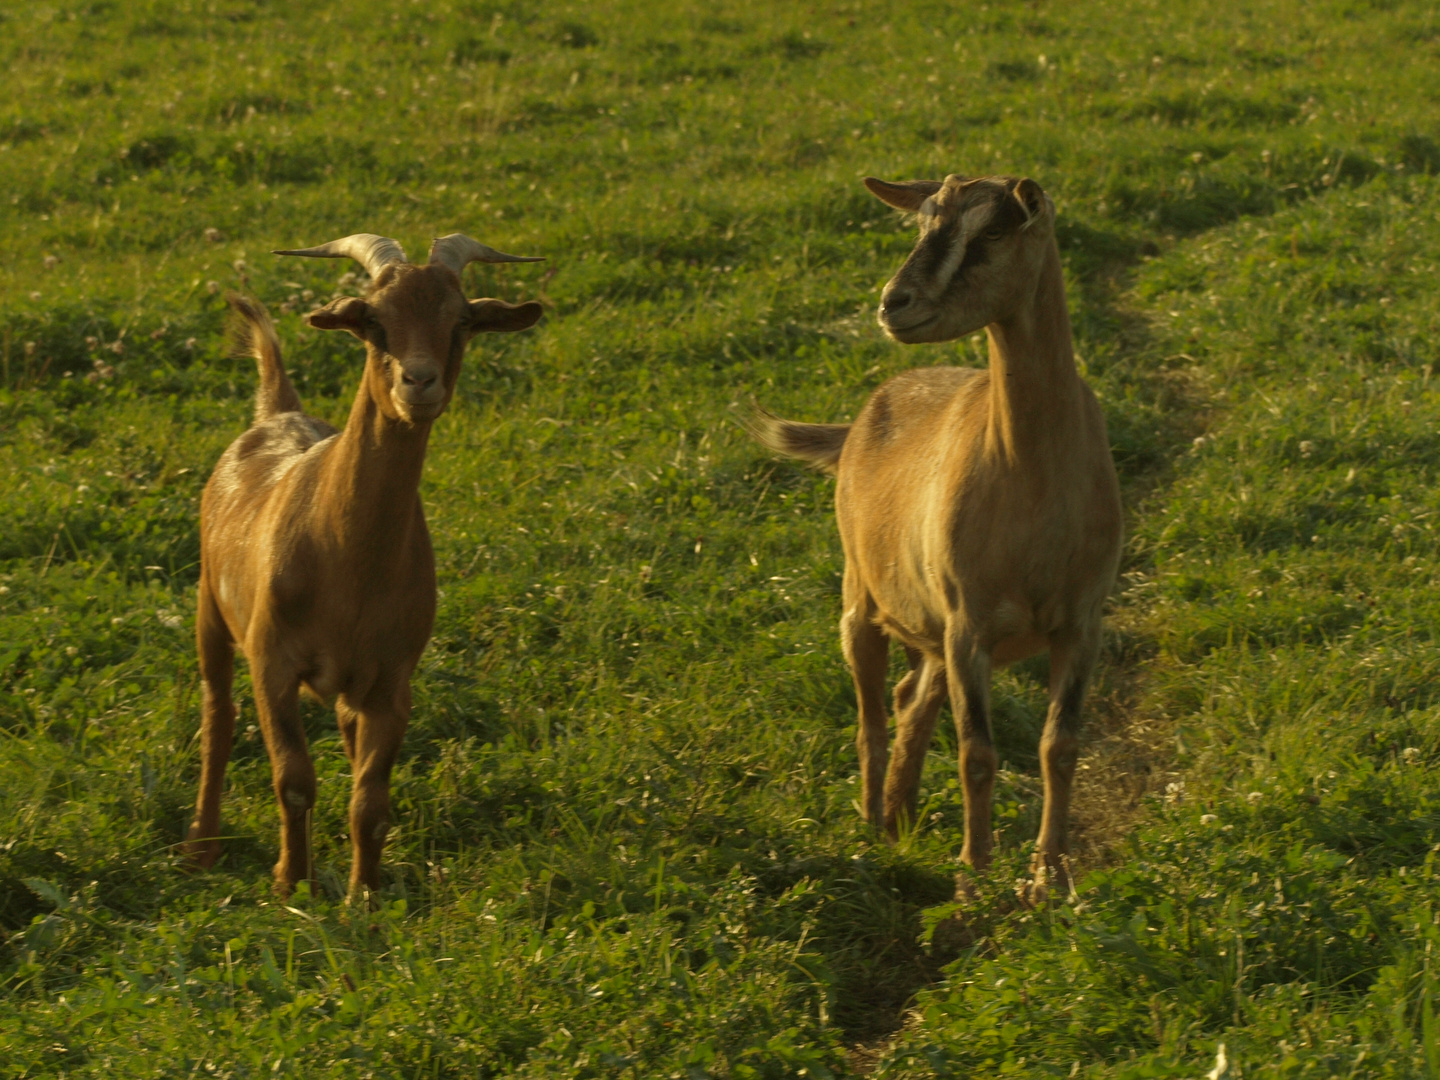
xmin=882 ymin=652 xmax=947 ymax=840
xmin=1027 ymin=631 xmax=1099 ymax=905
xmin=944 ymin=625 xmax=995 ymax=897
xmin=184 ymin=581 xmax=237 ymax=868
xmin=840 ymin=592 xmax=889 ymax=829
xmin=343 ymin=684 xmax=410 ymax=900
xmin=252 ymin=659 xmax=314 ymax=895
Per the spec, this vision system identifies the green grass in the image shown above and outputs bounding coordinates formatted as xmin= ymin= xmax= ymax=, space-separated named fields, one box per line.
xmin=5 ymin=0 xmax=1440 ymax=1075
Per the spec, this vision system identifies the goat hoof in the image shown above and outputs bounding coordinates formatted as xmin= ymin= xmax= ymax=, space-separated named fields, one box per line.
xmin=346 ymin=885 xmax=381 ymax=911
xmin=1019 ymin=861 xmax=1072 ymax=909
xmin=953 ymin=867 xmax=983 ymax=902
xmin=271 ymin=868 xmax=313 ymax=899
xmin=180 ymin=832 xmax=221 ymax=870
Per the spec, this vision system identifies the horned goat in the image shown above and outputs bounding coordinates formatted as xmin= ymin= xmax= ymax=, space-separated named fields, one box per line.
xmin=751 ymin=175 xmax=1122 ymax=900
xmin=183 ymin=232 xmax=543 ymax=897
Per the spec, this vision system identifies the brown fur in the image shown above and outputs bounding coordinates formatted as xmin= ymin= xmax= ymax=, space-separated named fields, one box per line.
xmin=184 ymin=260 xmax=541 ymax=898
xmin=756 ymin=175 xmax=1122 ymax=901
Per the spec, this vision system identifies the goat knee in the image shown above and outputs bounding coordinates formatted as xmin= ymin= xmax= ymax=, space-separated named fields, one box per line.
xmin=1040 ymin=733 xmax=1079 ymax=775
xmin=961 ymin=748 xmax=997 ymax=787
xmin=274 ymin=764 xmax=316 ymax=818
xmin=893 ymin=668 xmax=920 ymax=712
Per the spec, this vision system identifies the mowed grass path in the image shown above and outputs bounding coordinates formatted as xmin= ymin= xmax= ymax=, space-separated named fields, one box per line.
xmin=3 ymin=0 xmax=1440 ymax=1075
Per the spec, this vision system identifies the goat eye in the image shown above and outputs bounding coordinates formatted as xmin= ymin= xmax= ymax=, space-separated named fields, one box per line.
xmin=984 ymin=229 xmax=1003 ymax=241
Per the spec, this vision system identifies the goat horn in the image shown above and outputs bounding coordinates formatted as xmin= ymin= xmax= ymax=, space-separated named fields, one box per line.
xmin=427 ymin=233 xmax=544 ymax=275
xmin=272 ymin=233 xmax=408 ymax=280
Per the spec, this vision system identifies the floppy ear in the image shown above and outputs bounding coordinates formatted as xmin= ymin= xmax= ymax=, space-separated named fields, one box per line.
xmin=466 ymin=298 xmax=544 ymax=334
xmin=305 ymin=296 xmax=371 ymax=338
xmin=863 ymin=177 xmax=944 ymax=212
xmin=1013 ymin=177 xmax=1051 ymax=230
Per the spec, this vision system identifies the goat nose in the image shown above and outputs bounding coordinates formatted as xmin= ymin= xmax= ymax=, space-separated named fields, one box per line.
xmin=402 ymin=371 xmax=437 ymax=391
xmin=882 ymin=290 xmax=913 ymax=314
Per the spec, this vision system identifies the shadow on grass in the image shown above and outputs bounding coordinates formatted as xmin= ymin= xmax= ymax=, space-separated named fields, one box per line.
xmin=752 ymin=849 xmax=955 ymax=1044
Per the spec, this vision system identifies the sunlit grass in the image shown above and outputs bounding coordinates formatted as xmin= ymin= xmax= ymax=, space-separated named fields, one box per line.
xmin=5 ymin=0 xmax=1440 ymax=1075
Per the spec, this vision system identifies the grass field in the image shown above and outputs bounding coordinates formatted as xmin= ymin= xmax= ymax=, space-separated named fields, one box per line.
xmin=5 ymin=0 xmax=1440 ymax=1075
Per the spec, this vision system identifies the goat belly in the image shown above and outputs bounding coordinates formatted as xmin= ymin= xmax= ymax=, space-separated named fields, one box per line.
xmin=304 ymin=678 xmax=350 ymax=704
xmin=991 ymin=631 xmax=1049 ymax=666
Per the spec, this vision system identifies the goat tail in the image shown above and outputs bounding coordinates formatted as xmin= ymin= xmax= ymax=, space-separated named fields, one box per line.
xmin=743 ymin=403 xmax=850 ymax=473
xmin=227 ymin=293 xmax=302 ymax=423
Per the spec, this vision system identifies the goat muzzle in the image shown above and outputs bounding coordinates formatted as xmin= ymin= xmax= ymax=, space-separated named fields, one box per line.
xmin=877 ymin=281 xmax=940 ymax=339
xmin=391 ymin=355 xmax=446 ymax=420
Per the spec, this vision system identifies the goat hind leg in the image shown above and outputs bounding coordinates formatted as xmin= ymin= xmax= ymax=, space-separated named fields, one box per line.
xmin=892 ymin=646 xmax=922 ymax=713
xmin=336 ymin=697 xmax=359 ymax=765
xmin=882 ymin=654 xmax=947 ymax=840
xmin=184 ymin=580 xmax=238 ymax=868
xmin=840 ymin=599 xmax=889 ymax=829
xmin=944 ymin=626 xmax=996 ymax=894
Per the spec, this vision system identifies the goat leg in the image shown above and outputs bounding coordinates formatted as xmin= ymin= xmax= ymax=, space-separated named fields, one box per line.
xmin=336 ymin=697 xmax=360 ymax=765
xmin=345 ymin=687 xmax=410 ymax=900
xmin=183 ymin=581 xmax=237 ymax=868
xmin=252 ymin=660 xmax=315 ymax=896
xmin=840 ymin=597 xmax=889 ymax=829
xmin=946 ymin=626 xmax=996 ymax=894
xmin=882 ymin=654 xmax=948 ymax=840
xmin=1027 ymin=631 xmax=1098 ymax=905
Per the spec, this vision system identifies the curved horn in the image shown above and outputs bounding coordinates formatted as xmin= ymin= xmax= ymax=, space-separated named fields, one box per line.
xmin=427 ymin=233 xmax=544 ymax=276
xmin=272 ymin=233 xmax=408 ymax=280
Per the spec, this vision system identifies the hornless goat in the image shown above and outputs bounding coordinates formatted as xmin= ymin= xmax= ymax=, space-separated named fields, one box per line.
xmin=183 ymin=232 xmax=543 ymax=897
xmin=751 ymin=175 xmax=1122 ymax=900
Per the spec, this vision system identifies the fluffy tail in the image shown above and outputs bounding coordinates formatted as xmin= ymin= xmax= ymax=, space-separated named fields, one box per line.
xmin=744 ymin=404 xmax=850 ymax=473
xmin=227 ymin=293 xmax=301 ymax=423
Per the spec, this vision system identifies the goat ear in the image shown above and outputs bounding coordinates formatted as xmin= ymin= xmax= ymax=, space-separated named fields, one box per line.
xmin=305 ymin=296 xmax=371 ymax=338
xmin=1013 ymin=178 xmax=1051 ymax=228
xmin=863 ymin=177 xmax=943 ymax=212
xmin=466 ymin=298 xmax=544 ymax=334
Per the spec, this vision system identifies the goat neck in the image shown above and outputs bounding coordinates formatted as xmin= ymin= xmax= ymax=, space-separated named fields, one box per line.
xmin=980 ymin=236 xmax=1085 ymax=465
xmin=314 ymin=359 xmax=433 ymax=562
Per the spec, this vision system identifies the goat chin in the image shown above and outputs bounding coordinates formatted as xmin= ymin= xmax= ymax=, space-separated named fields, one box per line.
xmin=394 ymin=398 xmax=444 ymax=423
xmin=754 ymin=173 xmax=1122 ymax=905
xmin=879 ymin=320 xmax=943 ymax=344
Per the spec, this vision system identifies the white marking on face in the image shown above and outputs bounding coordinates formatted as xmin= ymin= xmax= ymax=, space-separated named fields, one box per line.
xmin=935 ymin=201 xmax=995 ymax=288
